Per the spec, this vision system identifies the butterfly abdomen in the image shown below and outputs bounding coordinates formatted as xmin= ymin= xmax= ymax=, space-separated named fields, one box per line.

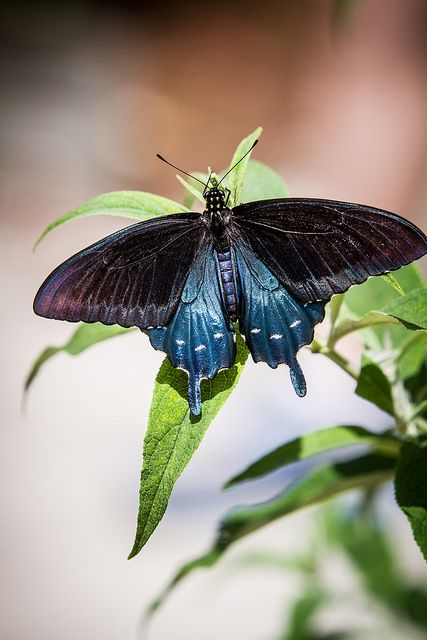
xmin=216 ymin=249 xmax=238 ymax=321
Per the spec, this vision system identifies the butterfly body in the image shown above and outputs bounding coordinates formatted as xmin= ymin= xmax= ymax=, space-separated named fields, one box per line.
xmin=34 ymin=176 xmax=427 ymax=415
xmin=216 ymin=248 xmax=239 ymax=321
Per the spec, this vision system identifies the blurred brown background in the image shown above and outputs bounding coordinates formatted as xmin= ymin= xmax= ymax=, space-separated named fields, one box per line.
xmin=2 ymin=1 xmax=427 ymax=639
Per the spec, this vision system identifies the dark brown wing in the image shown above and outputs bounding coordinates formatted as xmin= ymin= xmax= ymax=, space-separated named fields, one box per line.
xmin=231 ymin=198 xmax=427 ymax=304
xmin=34 ymin=212 xmax=207 ymax=328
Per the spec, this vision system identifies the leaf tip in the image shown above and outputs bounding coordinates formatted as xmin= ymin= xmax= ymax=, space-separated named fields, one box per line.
xmin=127 ymin=542 xmax=141 ymax=560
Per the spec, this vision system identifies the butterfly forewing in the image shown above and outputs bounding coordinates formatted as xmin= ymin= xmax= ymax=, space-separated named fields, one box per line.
xmin=231 ymin=198 xmax=427 ymax=304
xmin=34 ymin=212 xmax=206 ymax=329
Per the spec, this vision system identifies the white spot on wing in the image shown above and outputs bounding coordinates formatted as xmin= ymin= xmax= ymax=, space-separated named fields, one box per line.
xmin=213 ymin=332 xmax=224 ymax=339
xmin=250 ymin=328 xmax=261 ymax=334
xmin=270 ymin=333 xmax=283 ymax=340
xmin=290 ymin=320 xmax=301 ymax=328
xmin=194 ymin=344 xmax=206 ymax=352
xmin=176 ymin=339 xmax=185 ymax=345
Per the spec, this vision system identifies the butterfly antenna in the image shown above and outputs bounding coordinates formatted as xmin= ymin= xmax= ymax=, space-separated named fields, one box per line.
xmin=156 ymin=154 xmax=207 ymax=187
xmin=218 ymin=139 xmax=258 ymax=186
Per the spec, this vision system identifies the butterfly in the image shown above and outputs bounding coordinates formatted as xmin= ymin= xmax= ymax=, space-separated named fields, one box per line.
xmin=34 ymin=144 xmax=427 ymax=415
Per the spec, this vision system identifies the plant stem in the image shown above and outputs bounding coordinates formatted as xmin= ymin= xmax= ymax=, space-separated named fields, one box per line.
xmin=310 ymin=339 xmax=359 ymax=380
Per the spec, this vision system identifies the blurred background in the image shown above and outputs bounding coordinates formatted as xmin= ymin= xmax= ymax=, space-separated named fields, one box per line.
xmin=2 ymin=0 xmax=427 ymax=638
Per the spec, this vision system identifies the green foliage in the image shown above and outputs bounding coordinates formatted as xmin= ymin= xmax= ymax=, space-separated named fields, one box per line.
xmin=327 ymin=506 xmax=427 ymax=632
xmin=397 ymin=333 xmax=427 ymax=380
xmin=219 ymin=504 xmax=427 ymax=639
xmin=383 ymin=289 xmax=427 ymax=330
xmin=128 ymin=333 xmax=248 ymax=557
xmin=34 ymin=191 xmax=188 ymax=249
xmin=225 ymin=425 xmax=399 ymax=488
xmin=25 ymin=324 xmax=134 ymax=393
xmin=355 ymin=357 xmax=394 ymax=415
xmin=240 ymin=159 xmax=288 ymax=203
xmin=395 ymin=442 xmax=427 ymax=563
xmin=147 ymin=454 xmax=395 ymax=614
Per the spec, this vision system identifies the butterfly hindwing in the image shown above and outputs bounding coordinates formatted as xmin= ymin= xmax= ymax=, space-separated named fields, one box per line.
xmin=234 ymin=243 xmax=325 ymax=396
xmin=144 ymin=246 xmax=236 ymax=415
xmin=231 ymin=198 xmax=427 ymax=304
xmin=33 ymin=213 xmax=205 ymax=329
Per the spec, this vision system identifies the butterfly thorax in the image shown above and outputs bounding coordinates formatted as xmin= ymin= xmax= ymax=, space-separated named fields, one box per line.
xmin=203 ymin=188 xmax=232 ymax=249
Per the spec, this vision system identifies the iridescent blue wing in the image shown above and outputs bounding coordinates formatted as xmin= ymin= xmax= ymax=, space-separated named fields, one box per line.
xmin=234 ymin=243 xmax=325 ymax=396
xmin=231 ymin=199 xmax=427 ymax=304
xmin=34 ymin=213 xmax=205 ymax=329
xmin=144 ymin=246 xmax=235 ymax=415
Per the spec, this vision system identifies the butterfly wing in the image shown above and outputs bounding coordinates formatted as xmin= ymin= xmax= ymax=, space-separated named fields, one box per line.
xmin=234 ymin=243 xmax=325 ymax=396
xmin=231 ymin=198 xmax=427 ymax=304
xmin=33 ymin=213 xmax=206 ymax=329
xmin=144 ymin=245 xmax=236 ymax=415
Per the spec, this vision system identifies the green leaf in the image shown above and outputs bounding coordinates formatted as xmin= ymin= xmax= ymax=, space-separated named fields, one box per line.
xmin=25 ymin=323 xmax=133 ymax=392
xmin=397 ymin=332 xmax=427 ymax=380
xmin=395 ymin=441 xmax=427 ymax=563
xmin=34 ymin=191 xmax=188 ymax=248
xmin=383 ymin=289 xmax=427 ymax=331
xmin=176 ymin=175 xmax=206 ymax=207
xmin=226 ymin=127 xmax=262 ymax=206
xmin=240 ymin=159 xmax=287 ymax=203
xmin=147 ymin=454 xmax=395 ymax=615
xmin=128 ymin=333 xmax=249 ymax=559
xmin=225 ymin=425 xmax=399 ymax=488
xmin=219 ymin=454 xmax=394 ymax=545
xmin=355 ymin=357 xmax=394 ymax=415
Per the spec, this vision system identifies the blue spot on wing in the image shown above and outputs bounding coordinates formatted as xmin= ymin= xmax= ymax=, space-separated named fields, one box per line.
xmin=234 ymin=244 xmax=325 ymax=396
xmin=144 ymin=246 xmax=235 ymax=415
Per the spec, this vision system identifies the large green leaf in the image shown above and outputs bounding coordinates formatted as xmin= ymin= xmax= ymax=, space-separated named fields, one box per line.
xmin=34 ymin=191 xmax=188 ymax=248
xmin=147 ymin=454 xmax=395 ymax=614
xmin=226 ymin=127 xmax=262 ymax=207
xmin=128 ymin=333 xmax=249 ymax=558
xmin=225 ymin=425 xmax=399 ymax=488
xmin=355 ymin=357 xmax=394 ymax=415
xmin=395 ymin=441 xmax=427 ymax=563
xmin=25 ymin=323 xmax=134 ymax=392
